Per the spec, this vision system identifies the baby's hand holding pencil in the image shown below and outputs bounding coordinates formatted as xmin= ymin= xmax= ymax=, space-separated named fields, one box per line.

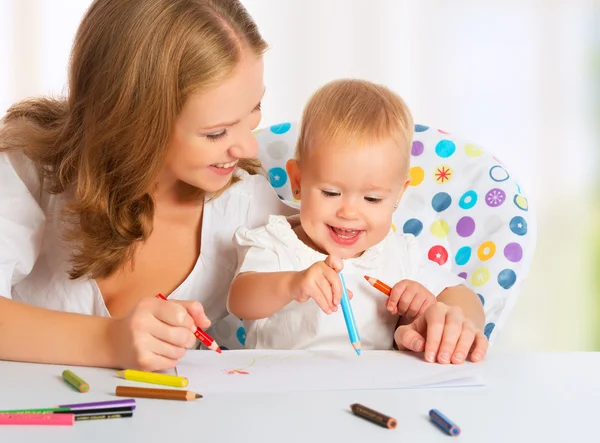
xmin=290 ymin=255 xmax=348 ymax=315
xmin=387 ymin=279 xmax=436 ymax=320
xmin=364 ymin=275 xmax=435 ymax=321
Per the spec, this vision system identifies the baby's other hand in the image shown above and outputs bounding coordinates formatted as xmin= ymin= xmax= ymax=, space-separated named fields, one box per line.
xmin=387 ymin=280 xmax=436 ymax=320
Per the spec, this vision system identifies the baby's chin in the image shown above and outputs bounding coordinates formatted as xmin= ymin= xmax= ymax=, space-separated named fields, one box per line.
xmin=324 ymin=245 xmax=367 ymax=260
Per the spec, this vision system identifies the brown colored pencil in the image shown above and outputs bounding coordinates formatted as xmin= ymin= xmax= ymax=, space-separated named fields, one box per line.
xmin=350 ymin=403 xmax=397 ymax=429
xmin=115 ymin=386 xmax=202 ymax=401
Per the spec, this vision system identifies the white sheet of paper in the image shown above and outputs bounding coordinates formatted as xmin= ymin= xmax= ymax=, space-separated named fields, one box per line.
xmin=176 ymin=350 xmax=484 ymax=393
xmin=410 ymin=376 xmax=485 ymax=389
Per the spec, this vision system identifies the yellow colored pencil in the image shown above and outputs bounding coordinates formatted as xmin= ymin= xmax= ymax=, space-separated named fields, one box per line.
xmin=116 ymin=369 xmax=188 ymax=388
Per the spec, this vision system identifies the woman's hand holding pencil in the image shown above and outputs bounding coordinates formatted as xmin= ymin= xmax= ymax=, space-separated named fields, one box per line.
xmin=109 ymin=295 xmax=212 ymax=371
xmin=156 ymin=294 xmax=222 ymax=354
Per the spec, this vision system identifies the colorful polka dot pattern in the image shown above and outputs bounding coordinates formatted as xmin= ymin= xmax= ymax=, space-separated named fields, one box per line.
xmin=208 ymin=122 xmax=536 ymax=348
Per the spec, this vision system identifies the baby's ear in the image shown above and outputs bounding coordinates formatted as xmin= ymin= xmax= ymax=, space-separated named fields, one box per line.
xmin=402 ymin=175 xmax=411 ymax=191
xmin=393 ymin=177 xmax=411 ymax=209
xmin=286 ymin=159 xmax=302 ymax=199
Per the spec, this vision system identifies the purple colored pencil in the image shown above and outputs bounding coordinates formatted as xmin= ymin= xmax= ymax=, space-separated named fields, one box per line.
xmin=58 ymin=399 xmax=136 ymax=410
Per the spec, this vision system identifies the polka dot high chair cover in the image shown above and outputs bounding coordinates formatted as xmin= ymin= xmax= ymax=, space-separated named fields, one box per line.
xmin=207 ymin=122 xmax=537 ymax=350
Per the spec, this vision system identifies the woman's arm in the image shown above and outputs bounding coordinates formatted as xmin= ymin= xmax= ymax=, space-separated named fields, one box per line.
xmin=0 ymin=154 xmax=120 ymax=366
xmin=0 ymin=295 xmax=210 ymax=370
xmin=437 ymin=285 xmax=485 ymax=329
xmin=0 ymin=296 xmax=117 ymax=367
xmin=394 ymin=285 xmax=488 ymax=364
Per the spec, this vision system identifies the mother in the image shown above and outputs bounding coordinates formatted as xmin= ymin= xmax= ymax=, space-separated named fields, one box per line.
xmin=0 ymin=0 xmax=486 ymax=371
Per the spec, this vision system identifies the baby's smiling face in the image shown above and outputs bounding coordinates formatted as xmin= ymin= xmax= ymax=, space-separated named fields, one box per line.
xmin=288 ymin=136 xmax=410 ymax=259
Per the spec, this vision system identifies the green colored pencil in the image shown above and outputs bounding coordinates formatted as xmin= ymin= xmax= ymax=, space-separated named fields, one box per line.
xmin=62 ymin=369 xmax=90 ymax=393
xmin=0 ymin=407 xmax=70 ymax=414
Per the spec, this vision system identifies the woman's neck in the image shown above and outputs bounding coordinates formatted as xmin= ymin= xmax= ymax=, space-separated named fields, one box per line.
xmin=153 ymin=176 xmax=205 ymax=206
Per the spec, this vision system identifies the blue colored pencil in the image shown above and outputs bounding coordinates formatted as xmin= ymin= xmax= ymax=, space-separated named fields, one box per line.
xmin=339 ymin=273 xmax=361 ymax=355
xmin=429 ymin=409 xmax=461 ymax=436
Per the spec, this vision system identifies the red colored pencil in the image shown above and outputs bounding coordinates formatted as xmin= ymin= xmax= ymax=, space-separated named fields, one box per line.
xmin=156 ymin=294 xmax=222 ymax=354
xmin=364 ymin=275 xmax=391 ymax=296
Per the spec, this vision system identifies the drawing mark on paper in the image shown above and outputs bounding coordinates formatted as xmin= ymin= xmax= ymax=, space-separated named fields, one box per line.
xmin=226 ymin=358 xmax=256 ymax=375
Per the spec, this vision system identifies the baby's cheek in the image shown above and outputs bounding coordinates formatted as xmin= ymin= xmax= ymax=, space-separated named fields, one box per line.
xmin=369 ymin=221 xmax=394 ymax=244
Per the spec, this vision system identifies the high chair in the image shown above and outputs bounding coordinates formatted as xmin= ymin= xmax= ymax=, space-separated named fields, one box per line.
xmin=208 ymin=122 xmax=537 ymax=350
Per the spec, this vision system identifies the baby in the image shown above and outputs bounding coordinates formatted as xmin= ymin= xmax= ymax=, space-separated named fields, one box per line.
xmin=227 ymin=79 xmax=464 ymax=352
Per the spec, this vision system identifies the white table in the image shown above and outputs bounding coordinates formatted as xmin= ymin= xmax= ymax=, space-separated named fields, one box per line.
xmin=0 ymin=352 xmax=597 ymax=443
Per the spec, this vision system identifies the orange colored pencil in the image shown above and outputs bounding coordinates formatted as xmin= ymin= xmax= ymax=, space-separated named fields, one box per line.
xmin=364 ymin=275 xmax=391 ymax=296
xmin=155 ymin=294 xmax=222 ymax=353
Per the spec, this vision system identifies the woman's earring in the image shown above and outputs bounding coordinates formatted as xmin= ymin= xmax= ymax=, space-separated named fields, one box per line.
xmin=293 ymin=189 xmax=300 ymax=197
xmin=393 ymin=202 xmax=399 ymax=209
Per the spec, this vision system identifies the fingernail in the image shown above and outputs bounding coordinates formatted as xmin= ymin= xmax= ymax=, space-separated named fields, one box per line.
xmin=454 ymin=353 xmax=464 ymax=362
xmin=472 ymin=353 xmax=481 ymax=362
xmin=412 ymin=339 xmax=423 ymax=351
xmin=425 ymin=352 xmax=435 ymax=362
xmin=439 ymin=352 xmax=450 ymax=362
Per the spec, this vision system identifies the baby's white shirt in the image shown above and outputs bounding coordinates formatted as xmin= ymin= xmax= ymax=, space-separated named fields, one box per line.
xmin=233 ymin=215 xmax=465 ymax=350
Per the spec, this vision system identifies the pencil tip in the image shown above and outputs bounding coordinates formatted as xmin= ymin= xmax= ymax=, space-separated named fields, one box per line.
xmin=216 ymin=347 xmax=222 ymax=354
xmin=116 ymin=370 xmax=123 ymax=376
xmin=356 ymin=349 xmax=361 ymax=356
xmin=363 ymin=275 xmax=370 ymax=281
xmin=195 ymin=393 xmax=203 ymax=399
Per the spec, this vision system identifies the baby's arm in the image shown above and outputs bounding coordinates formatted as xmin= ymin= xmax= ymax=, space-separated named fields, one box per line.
xmin=229 ymin=259 xmax=343 ymax=320
xmin=227 ymin=224 xmax=342 ymax=320
xmin=227 ymin=223 xmax=298 ymax=319
xmin=228 ymin=271 xmax=297 ymax=320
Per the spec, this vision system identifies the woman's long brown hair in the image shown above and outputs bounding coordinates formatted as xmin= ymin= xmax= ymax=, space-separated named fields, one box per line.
xmin=0 ymin=0 xmax=266 ymax=279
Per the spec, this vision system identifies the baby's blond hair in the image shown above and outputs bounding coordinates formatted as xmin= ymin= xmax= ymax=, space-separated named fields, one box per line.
xmin=295 ymin=79 xmax=413 ymax=175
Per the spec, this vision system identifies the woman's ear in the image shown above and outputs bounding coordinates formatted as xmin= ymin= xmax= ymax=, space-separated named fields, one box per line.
xmin=286 ymin=159 xmax=302 ymax=199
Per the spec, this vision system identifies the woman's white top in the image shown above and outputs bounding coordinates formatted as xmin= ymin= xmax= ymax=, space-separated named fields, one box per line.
xmin=0 ymin=150 xmax=292 ymax=323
